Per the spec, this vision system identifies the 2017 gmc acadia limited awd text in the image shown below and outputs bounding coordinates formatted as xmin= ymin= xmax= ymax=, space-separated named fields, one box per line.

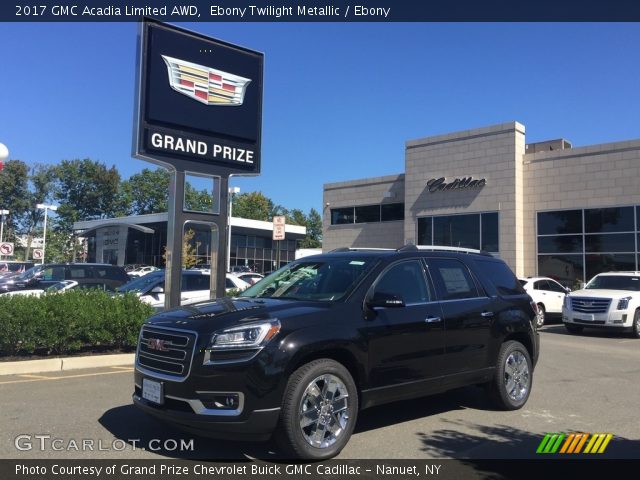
xmin=133 ymin=246 xmax=539 ymax=459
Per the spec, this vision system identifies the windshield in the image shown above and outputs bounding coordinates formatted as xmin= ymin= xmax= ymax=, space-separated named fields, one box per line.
xmin=585 ymin=275 xmax=640 ymax=291
xmin=239 ymin=257 xmax=376 ymax=302
xmin=15 ymin=265 xmax=44 ymax=281
xmin=117 ymin=272 xmax=163 ymax=293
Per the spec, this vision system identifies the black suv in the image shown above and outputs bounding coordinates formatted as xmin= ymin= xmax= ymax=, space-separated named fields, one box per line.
xmin=0 ymin=263 xmax=129 ymax=292
xmin=133 ymin=246 xmax=539 ymax=459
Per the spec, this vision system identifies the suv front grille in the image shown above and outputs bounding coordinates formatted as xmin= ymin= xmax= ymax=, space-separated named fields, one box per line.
xmin=571 ymin=297 xmax=611 ymax=314
xmin=137 ymin=326 xmax=196 ymax=380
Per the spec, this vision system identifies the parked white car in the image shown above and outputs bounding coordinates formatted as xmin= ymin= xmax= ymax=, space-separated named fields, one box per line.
xmin=117 ymin=270 xmax=250 ymax=309
xmin=0 ymin=280 xmax=80 ymax=297
xmin=562 ymin=271 xmax=640 ymax=338
xmin=519 ymin=277 xmax=570 ymax=327
xmin=127 ymin=266 xmax=160 ymax=278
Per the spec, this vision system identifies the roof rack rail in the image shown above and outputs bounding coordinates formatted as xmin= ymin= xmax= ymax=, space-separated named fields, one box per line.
xmin=397 ymin=244 xmax=491 ymax=256
xmin=329 ymin=247 xmax=395 ymax=253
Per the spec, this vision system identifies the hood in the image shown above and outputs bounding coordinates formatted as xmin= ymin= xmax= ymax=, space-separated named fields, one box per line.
xmin=145 ymin=297 xmax=333 ymax=333
xmin=568 ymin=289 xmax=635 ymax=299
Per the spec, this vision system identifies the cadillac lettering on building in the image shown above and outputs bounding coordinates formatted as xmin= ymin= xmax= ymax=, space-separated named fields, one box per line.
xmin=427 ymin=176 xmax=487 ymax=193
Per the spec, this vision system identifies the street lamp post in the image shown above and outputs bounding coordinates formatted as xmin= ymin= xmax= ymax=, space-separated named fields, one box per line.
xmin=0 ymin=143 xmax=8 ymax=261
xmin=227 ymin=187 xmax=240 ymax=272
xmin=0 ymin=209 xmax=9 ymax=260
xmin=37 ymin=204 xmax=58 ymax=264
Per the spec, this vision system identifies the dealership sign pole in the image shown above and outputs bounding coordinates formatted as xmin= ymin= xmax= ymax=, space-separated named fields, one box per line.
xmin=133 ymin=19 xmax=263 ymax=308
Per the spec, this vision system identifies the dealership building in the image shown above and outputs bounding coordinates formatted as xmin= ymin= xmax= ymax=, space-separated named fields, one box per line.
xmin=73 ymin=213 xmax=306 ymax=273
xmin=323 ymin=122 xmax=640 ymax=288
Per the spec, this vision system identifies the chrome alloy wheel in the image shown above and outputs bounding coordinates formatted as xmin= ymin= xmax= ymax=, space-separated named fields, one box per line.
xmin=504 ymin=351 xmax=530 ymax=402
xmin=298 ymin=374 xmax=350 ymax=449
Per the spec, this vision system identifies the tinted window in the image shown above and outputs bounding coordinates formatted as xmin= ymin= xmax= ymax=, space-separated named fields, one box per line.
xmin=381 ymin=203 xmax=404 ymax=222
xmin=538 ymin=210 xmax=582 ymax=235
xmin=586 ymin=274 xmax=640 ymax=291
xmin=69 ymin=267 xmax=90 ymax=279
xmin=585 ymin=233 xmax=635 ymax=253
xmin=538 ymin=254 xmax=584 ymax=289
xmin=355 ymin=205 xmax=380 ymax=223
xmin=331 ymin=208 xmax=354 ymax=225
xmin=417 ymin=217 xmax=433 ymax=245
xmin=481 ymin=212 xmax=499 ymax=252
xmin=42 ymin=266 xmax=65 ymax=281
xmin=373 ymin=260 xmax=432 ymax=305
xmin=585 ymin=207 xmax=634 ymax=233
xmin=428 ymin=258 xmax=479 ymax=300
xmin=538 ymin=235 xmax=582 ymax=254
xmin=533 ymin=280 xmax=546 ymax=290
xmin=472 ymin=259 xmax=524 ymax=296
xmin=546 ymin=280 xmax=567 ymax=293
xmin=433 ymin=215 xmax=480 ymax=250
xmin=183 ymin=274 xmax=210 ymax=291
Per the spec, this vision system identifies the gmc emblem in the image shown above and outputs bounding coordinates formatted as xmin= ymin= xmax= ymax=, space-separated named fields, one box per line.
xmin=147 ymin=338 xmax=170 ymax=352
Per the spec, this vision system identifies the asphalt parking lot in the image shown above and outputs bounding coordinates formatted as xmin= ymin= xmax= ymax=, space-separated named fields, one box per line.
xmin=1 ymin=326 xmax=638 ymax=460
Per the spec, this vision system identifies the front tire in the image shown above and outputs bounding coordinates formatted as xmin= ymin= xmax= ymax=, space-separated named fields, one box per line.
xmin=631 ymin=310 xmax=640 ymax=339
xmin=488 ymin=341 xmax=532 ymax=410
xmin=275 ymin=359 xmax=358 ymax=460
xmin=565 ymin=323 xmax=584 ymax=334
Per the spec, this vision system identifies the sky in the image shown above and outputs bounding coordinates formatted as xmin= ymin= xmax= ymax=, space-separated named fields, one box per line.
xmin=1 ymin=22 xmax=640 ymax=215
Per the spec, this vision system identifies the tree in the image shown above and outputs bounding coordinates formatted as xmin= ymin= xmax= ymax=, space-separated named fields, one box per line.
xmin=0 ymin=159 xmax=30 ymax=244
xmin=232 ymin=192 xmax=276 ymax=221
xmin=121 ymin=168 xmax=170 ymax=215
xmin=300 ymin=208 xmax=322 ymax=248
xmin=17 ymin=164 xmax=56 ymax=261
xmin=163 ymin=228 xmax=198 ymax=268
xmin=53 ymin=158 xmax=124 ymax=233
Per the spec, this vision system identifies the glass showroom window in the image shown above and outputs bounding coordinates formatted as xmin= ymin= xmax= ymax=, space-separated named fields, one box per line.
xmin=417 ymin=212 xmax=499 ymax=254
xmin=537 ymin=206 xmax=639 ymax=287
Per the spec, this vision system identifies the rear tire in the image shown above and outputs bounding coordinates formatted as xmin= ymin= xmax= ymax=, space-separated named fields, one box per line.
xmin=565 ymin=323 xmax=583 ymax=334
xmin=535 ymin=304 xmax=546 ymax=328
xmin=487 ymin=341 xmax=532 ymax=410
xmin=274 ymin=359 xmax=358 ymax=460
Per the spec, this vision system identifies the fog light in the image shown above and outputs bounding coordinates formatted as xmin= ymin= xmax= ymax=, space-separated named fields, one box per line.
xmin=201 ymin=393 xmax=240 ymax=410
xmin=622 ymin=314 xmax=627 ymax=321
xmin=613 ymin=319 xmax=624 ymax=324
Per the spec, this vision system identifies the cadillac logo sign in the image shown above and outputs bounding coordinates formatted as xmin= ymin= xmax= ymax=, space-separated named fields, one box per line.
xmin=134 ymin=19 xmax=263 ymax=175
xmin=161 ymin=55 xmax=251 ymax=106
xmin=427 ymin=176 xmax=487 ymax=193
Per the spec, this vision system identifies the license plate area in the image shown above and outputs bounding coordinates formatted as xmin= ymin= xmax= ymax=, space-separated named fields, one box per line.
xmin=575 ymin=314 xmax=594 ymax=321
xmin=142 ymin=378 xmax=164 ymax=405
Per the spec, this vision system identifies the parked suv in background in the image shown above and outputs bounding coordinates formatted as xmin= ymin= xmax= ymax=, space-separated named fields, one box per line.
xmin=563 ymin=271 xmax=640 ymax=337
xmin=133 ymin=246 xmax=539 ymax=459
xmin=0 ymin=263 xmax=129 ymax=293
xmin=519 ymin=276 xmax=570 ymax=327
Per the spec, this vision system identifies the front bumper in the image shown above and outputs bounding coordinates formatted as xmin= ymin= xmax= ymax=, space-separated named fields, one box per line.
xmin=562 ymin=307 xmax=633 ymax=329
xmin=133 ymin=392 xmax=280 ymax=441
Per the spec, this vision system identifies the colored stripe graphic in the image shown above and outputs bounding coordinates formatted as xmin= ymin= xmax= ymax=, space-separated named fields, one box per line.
xmin=537 ymin=433 xmax=613 ymax=454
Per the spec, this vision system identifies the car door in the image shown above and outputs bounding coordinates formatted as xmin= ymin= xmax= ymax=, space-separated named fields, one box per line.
xmin=544 ymin=280 xmax=567 ymax=314
xmin=36 ymin=265 xmax=66 ymax=289
xmin=426 ymin=257 xmax=495 ymax=377
xmin=181 ymin=273 xmax=211 ymax=305
xmin=366 ymin=259 xmax=445 ymax=395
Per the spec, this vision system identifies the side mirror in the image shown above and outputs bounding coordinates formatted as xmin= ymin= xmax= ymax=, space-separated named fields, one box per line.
xmin=366 ymin=291 xmax=405 ymax=309
xmin=565 ymin=287 xmax=572 ymax=293
xmin=150 ymin=286 xmax=164 ymax=294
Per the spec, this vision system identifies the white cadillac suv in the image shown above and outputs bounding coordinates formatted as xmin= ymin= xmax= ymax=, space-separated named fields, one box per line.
xmin=562 ymin=271 xmax=640 ymax=338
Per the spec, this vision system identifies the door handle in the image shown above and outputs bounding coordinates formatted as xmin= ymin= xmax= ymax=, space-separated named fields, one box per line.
xmin=481 ymin=311 xmax=495 ymax=318
xmin=425 ymin=316 xmax=442 ymax=323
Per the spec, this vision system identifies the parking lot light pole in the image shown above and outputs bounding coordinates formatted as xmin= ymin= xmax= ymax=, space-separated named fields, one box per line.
xmin=36 ymin=203 xmax=58 ymax=264
xmin=0 ymin=209 xmax=9 ymax=260
xmin=227 ymin=187 xmax=240 ymax=273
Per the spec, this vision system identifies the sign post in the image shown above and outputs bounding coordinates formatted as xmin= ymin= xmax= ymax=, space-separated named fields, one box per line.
xmin=133 ymin=19 xmax=263 ymax=309
xmin=272 ymin=215 xmax=286 ymax=269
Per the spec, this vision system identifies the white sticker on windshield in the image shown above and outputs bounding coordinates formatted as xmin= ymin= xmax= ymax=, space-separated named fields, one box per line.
xmin=350 ymin=261 xmax=365 ymax=266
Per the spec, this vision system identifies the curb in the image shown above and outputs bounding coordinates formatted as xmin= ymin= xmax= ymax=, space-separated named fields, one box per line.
xmin=0 ymin=353 xmax=135 ymax=376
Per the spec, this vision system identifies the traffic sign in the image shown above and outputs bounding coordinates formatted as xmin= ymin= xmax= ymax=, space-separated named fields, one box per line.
xmin=273 ymin=216 xmax=286 ymax=241
xmin=0 ymin=242 xmax=14 ymax=256
xmin=33 ymin=249 xmax=44 ymax=260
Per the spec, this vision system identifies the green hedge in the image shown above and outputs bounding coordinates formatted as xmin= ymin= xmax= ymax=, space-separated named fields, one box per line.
xmin=0 ymin=290 xmax=155 ymax=356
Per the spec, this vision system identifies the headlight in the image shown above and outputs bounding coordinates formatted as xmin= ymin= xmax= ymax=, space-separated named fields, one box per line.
xmin=208 ymin=320 xmax=280 ymax=350
xmin=617 ymin=297 xmax=632 ymax=310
